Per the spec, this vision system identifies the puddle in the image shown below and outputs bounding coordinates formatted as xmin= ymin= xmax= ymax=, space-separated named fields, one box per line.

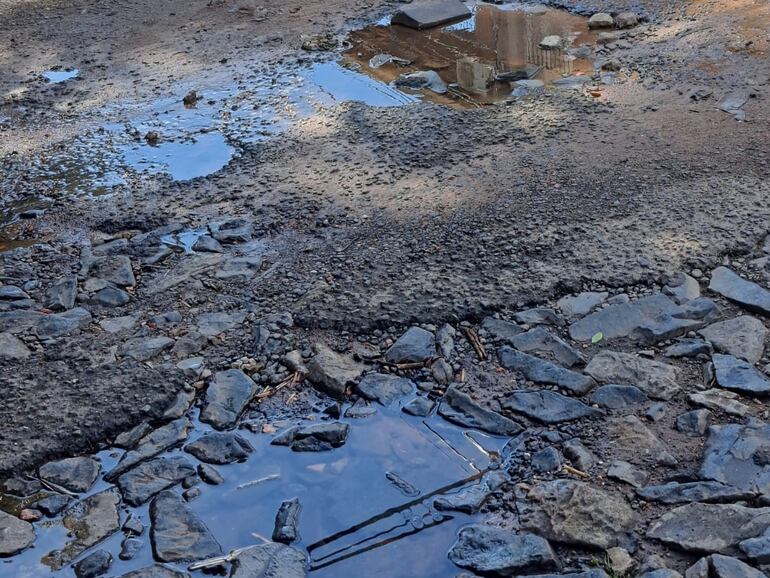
xmin=2 ymin=399 xmax=514 ymax=578
xmin=344 ymin=2 xmax=597 ymax=106
xmin=42 ymin=69 xmax=79 ymax=84
xmin=161 ymin=228 xmax=211 ymax=254
xmin=304 ymin=62 xmax=418 ymax=107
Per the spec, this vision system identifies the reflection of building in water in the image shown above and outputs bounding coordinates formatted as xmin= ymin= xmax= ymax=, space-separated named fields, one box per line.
xmin=456 ymin=57 xmax=495 ymax=92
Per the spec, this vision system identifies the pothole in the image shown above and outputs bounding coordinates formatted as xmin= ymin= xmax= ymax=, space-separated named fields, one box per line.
xmin=42 ymin=69 xmax=80 ymax=84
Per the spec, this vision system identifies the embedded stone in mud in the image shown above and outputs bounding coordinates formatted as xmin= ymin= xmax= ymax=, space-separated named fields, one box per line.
xmin=0 ymin=510 xmax=35 ymax=556
xmin=150 ymin=490 xmax=222 ymax=563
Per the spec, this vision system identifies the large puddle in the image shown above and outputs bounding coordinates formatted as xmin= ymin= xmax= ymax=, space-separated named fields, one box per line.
xmin=3 ymin=399 xmax=514 ymax=577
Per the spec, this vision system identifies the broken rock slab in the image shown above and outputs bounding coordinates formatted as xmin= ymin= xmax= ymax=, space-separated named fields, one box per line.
xmin=384 ymin=326 xmax=436 ymax=363
xmin=503 ymin=390 xmax=600 ymax=424
xmin=356 ymin=373 xmax=414 ymax=405
xmin=39 ymin=456 xmax=100 ymax=493
xmin=689 ymin=388 xmax=751 ymax=417
xmin=196 ymin=311 xmax=245 ymax=337
xmin=200 ymin=369 xmax=257 ymax=430
xmin=35 ymin=307 xmax=92 ymax=339
xmin=498 ymin=347 xmax=595 ymax=394
xmin=230 ymin=543 xmax=307 ymax=578
xmin=277 ymin=422 xmax=350 ymax=452
xmin=585 ymin=350 xmax=680 ymax=400
xmin=273 ymin=497 xmax=300 ymax=544
xmin=700 ymin=422 xmax=770 ymax=496
xmin=590 ymin=384 xmax=648 ymax=409
xmin=0 ymin=510 xmax=35 ymax=556
xmin=607 ymin=415 xmax=676 ymax=465
xmin=481 ymin=317 xmax=524 ymax=343
xmin=557 ymin=291 xmax=608 ymax=318
xmin=712 ymin=353 xmax=770 ymax=395
xmin=117 ymin=456 xmax=196 ymax=506
xmin=636 ymin=481 xmax=754 ymax=505
xmin=709 ymin=267 xmax=770 ymax=316
xmin=439 ymin=386 xmax=523 ymax=436
xmin=391 ymin=0 xmax=470 ymax=30
xmin=87 ymin=255 xmax=136 ymax=287
xmin=307 ymin=343 xmax=364 ymax=399
xmin=121 ymin=336 xmax=174 ymax=362
xmin=45 ymin=276 xmax=77 ymax=311
xmin=106 ymin=418 xmax=192 ymax=481
xmin=699 ymin=316 xmax=767 ymax=363
xmin=510 ymin=327 xmax=585 ymax=368
xmin=184 ymin=432 xmax=253 ymax=464
xmin=434 ymin=471 xmax=507 ymax=514
xmin=150 ymin=490 xmax=222 ymax=562
xmin=0 ymin=332 xmax=31 ymax=360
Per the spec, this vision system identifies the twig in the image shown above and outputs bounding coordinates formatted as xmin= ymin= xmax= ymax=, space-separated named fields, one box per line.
xmin=28 ymin=475 xmax=79 ymax=498
xmin=463 ymin=328 xmax=486 ymax=360
xmin=188 ymin=546 xmax=255 ymax=570
xmin=561 ymin=464 xmax=589 ymax=479
xmin=236 ymin=473 xmax=280 ymax=490
xmin=256 ymin=371 xmax=302 ymax=400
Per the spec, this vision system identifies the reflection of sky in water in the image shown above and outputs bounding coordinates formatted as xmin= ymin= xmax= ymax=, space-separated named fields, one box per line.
xmin=42 ymin=69 xmax=79 ymax=83
xmin=304 ymin=62 xmax=418 ymax=107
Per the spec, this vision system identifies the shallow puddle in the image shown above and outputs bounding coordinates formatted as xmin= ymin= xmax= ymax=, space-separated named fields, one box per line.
xmin=42 ymin=69 xmax=79 ymax=84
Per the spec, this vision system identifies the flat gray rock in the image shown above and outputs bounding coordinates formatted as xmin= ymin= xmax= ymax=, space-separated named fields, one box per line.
xmin=385 ymin=326 xmax=436 ymax=363
xmin=699 ymin=316 xmax=767 ymax=363
xmin=117 ymin=456 xmax=196 ymax=506
xmin=106 ymin=418 xmax=192 ymax=481
xmin=290 ymin=422 xmax=349 ymax=452
xmin=676 ymin=409 xmax=710 ymax=437
xmin=88 ymin=255 xmax=136 ymax=287
xmin=402 ymin=396 xmax=435 ymax=416
xmin=0 ymin=310 xmax=44 ymax=333
xmin=391 ymin=0 xmax=470 ymax=29
xmin=711 ymin=554 xmax=766 ymax=578
xmin=307 ymin=343 xmax=364 ymax=399
xmin=499 ymin=347 xmax=595 ymax=394
xmin=510 ymin=327 xmax=585 ymax=367
xmin=0 ymin=285 xmax=28 ymax=300
xmin=121 ymin=336 xmax=174 ymax=361
xmin=700 ymin=422 xmax=770 ymax=495
xmin=184 ymin=432 xmax=253 ymax=464
xmin=712 ymin=353 xmax=770 ymax=395
xmin=0 ymin=332 xmax=31 ymax=360
xmin=589 ymin=384 xmax=648 ymax=409
xmin=607 ymin=415 xmax=674 ymax=464
xmin=513 ymin=308 xmax=564 ymax=327
xmin=230 ymin=543 xmax=307 ymax=578
xmin=663 ymin=272 xmax=701 ymax=304
xmin=35 ymin=307 xmax=92 ymax=339
xmin=39 ymin=456 xmax=100 ymax=493
xmin=201 ymin=369 xmax=257 ymax=429
xmin=118 ymin=565 xmax=190 ymax=578
xmin=664 ymin=339 xmax=712 ymax=358
xmin=709 ymin=267 xmax=770 ymax=316
xmin=45 ymin=276 xmax=77 ymax=311
xmin=272 ymin=497 xmax=300 ymax=544
xmin=448 ymin=525 xmax=558 ymax=576
xmin=557 ymin=292 xmax=608 ymax=318
xmin=569 ymin=293 xmax=718 ymax=345
xmin=608 ymin=460 xmax=648 ymax=488
xmin=196 ymin=311 xmax=245 ymax=337
xmin=0 ymin=510 xmax=35 ymax=556
xmin=688 ymin=388 xmax=751 ymax=417
xmin=356 ymin=373 xmax=414 ymax=405
xmin=439 ymin=386 xmax=523 ymax=435
xmin=503 ymin=390 xmax=600 ymax=424
xmin=99 ymin=315 xmax=137 ymax=333
xmin=150 ymin=490 xmax=222 ymax=562
xmin=434 ymin=471 xmax=507 ymax=514
xmin=740 ymin=529 xmax=770 ymax=564
xmin=73 ymin=549 xmax=113 ymax=578
xmin=636 ymin=481 xmax=754 ymax=504
xmin=585 ymin=350 xmax=680 ymax=400
xmin=481 ymin=317 xmax=524 ymax=343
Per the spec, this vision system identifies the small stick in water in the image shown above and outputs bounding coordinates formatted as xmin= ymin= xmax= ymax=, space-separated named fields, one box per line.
xmin=236 ymin=473 xmax=280 ymax=490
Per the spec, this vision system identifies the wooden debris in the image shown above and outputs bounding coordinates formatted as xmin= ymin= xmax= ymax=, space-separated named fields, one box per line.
xmin=236 ymin=473 xmax=280 ymax=490
xmin=463 ymin=328 xmax=486 ymax=360
xmin=561 ymin=464 xmax=589 ymax=479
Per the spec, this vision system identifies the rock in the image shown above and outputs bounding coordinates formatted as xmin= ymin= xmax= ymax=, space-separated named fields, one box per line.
xmin=150 ymin=490 xmax=222 ymax=562
xmin=718 ymin=92 xmax=750 ymax=121
xmin=510 ymin=327 xmax=585 ymax=368
xmin=344 ymin=399 xmax=376 ymax=419
xmin=436 ymin=323 xmax=455 ymax=357
xmin=0 ymin=332 xmax=31 ymax=360
xmin=709 ymin=267 xmax=770 ymax=316
xmin=0 ymin=285 xmax=28 ymax=300
xmin=34 ymin=493 xmax=72 ymax=516
xmin=665 ymin=339 xmax=712 ymax=358
xmin=385 ymin=327 xmax=436 ymax=363
xmin=290 ymin=422 xmax=349 ymax=452
xmin=503 ymin=390 xmax=600 ymax=424
xmin=517 ymin=480 xmax=638 ymax=549
xmin=739 ymin=528 xmax=770 ymax=563
xmin=73 ymin=550 xmax=112 ymax=578
xmin=201 ymin=369 xmax=257 ymax=429
xmin=588 ymin=12 xmax=614 ymax=29
xmin=0 ymin=510 xmax=35 ymax=556
xmin=439 ymin=386 xmax=523 ymax=435
xmin=172 ymin=331 xmax=208 ymax=356
xmin=647 ymin=502 xmax=770 ymax=552
xmin=585 ymin=351 xmax=680 ymax=400
xmin=198 ymin=464 xmax=224 ymax=485
xmin=607 ymin=547 xmax=635 ymax=575
xmin=532 ymin=447 xmax=564 ymax=473
xmin=99 ymin=315 xmax=137 ymax=333
xmin=121 ymin=336 xmax=174 ymax=361
xmin=39 ymin=456 xmax=100 ymax=493
xmin=711 ymin=554 xmax=766 ymax=578
xmin=685 ymin=558 xmax=710 ymax=578
xmin=498 ymin=347 xmax=595 ymax=394
xmin=307 ymin=343 xmax=364 ymax=399
xmin=569 ymin=294 xmax=718 ymax=345
xmin=88 ymin=255 xmax=136 ymax=287
xmin=448 ymin=525 xmax=558 ymax=576
xmin=117 ymin=566 xmax=190 ymax=578
xmin=402 ymin=396 xmax=435 ymax=416
xmin=431 ymin=358 xmax=454 ymax=384
xmin=513 ymin=308 xmax=564 ymax=327
xmin=699 ymin=317 xmax=767 ymax=363
xmin=272 ymin=497 xmax=300 ymax=544
xmin=45 ymin=276 xmax=77 ymax=311
xmin=184 ymin=432 xmax=253 ymax=464
xmin=700 ymin=422 xmax=770 ymax=496
xmin=106 ymin=418 xmax=192 ymax=481
xmin=608 ymin=416 xmax=675 ymax=465
xmin=114 ymin=422 xmax=153 ymax=449
xmin=192 ymin=235 xmax=223 ymax=253
xmin=163 ymin=387 xmax=196 ymax=419
xmin=46 ymin=489 xmax=121 ymax=569
xmin=641 ymin=570 xmax=683 ymax=578
xmin=0 ymin=309 xmax=44 ymax=333
xmin=615 ymin=11 xmax=639 ymax=28
xmin=394 ymin=70 xmax=447 ymax=94
xmin=557 ymin=292 xmax=608 ymax=318
xmin=676 ymin=409 xmax=711 ymax=437
xmin=196 ymin=311 xmax=245 ymax=337
xmin=215 ymin=256 xmax=263 ymax=280
xmin=539 ymin=35 xmax=562 ymax=50
xmin=608 ymin=460 xmax=649 ymax=488
xmin=356 ymin=373 xmax=414 ymax=405
xmin=123 ymin=515 xmax=144 ymax=536
xmin=712 ymin=354 xmax=770 ymax=395
xmin=117 ymin=457 xmax=196 ymax=506
xmin=391 ymin=0 xmax=471 ymax=30
xmin=434 ymin=471 xmax=507 ymax=513
xmin=301 ymin=33 xmax=338 ymax=52
xmin=35 ymin=307 xmax=92 ymax=339
xmin=688 ymin=388 xmax=750 ymax=417
xmin=482 ymin=317 xmax=524 ymax=343
xmin=510 ymin=79 xmax=545 ymax=97
xmin=637 ymin=481 xmax=754 ymax=504
xmin=229 ymin=543 xmax=307 ymax=578
xmin=120 ymin=537 xmax=143 ymax=560
xmin=209 ymin=219 xmax=253 ymax=244
xmin=563 ymin=439 xmax=595 ymax=471
xmin=663 ymin=272 xmax=701 ymax=303
xmin=589 ymin=384 xmax=648 ymax=409
xmin=92 ymin=286 xmax=131 ymax=307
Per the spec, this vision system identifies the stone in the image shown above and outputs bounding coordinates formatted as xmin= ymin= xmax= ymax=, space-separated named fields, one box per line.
xmin=385 ymin=327 xmax=436 ymax=363
xmin=517 ymin=480 xmax=638 ymax=549
xmin=431 ymin=358 xmax=454 ymax=384
xmin=0 ymin=510 xmax=35 ymax=556
xmin=499 ymin=347 xmax=595 ymax=394
xmin=503 ymin=390 xmax=600 ymax=424
xmin=439 ymin=386 xmax=523 ymax=435
xmin=608 ymin=416 xmax=675 ymax=465
xmin=45 ymin=276 xmax=77 ymax=311
xmin=201 ymin=369 xmax=257 ymax=429
xmin=608 ymin=460 xmax=649 ymax=488
xmin=117 ymin=457 xmax=196 ymax=506
xmin=35 ymin=493 xmax=72 ymax=516
xmin=35 ymin=307 xmax=92 ymax=339
xmin=307 ymin=343 xmax=364 ymax=399
xmin=569 ymin=294 xmax=718 ymax=345
xmin=676 ymin=409 xmax=711 ymax=437
xmin=436 ymin=323 xmax=455 ymax=357
xmin=196 ymin=311 xmax=245 ymax=337
xmin=0 ymin=285 xmax=28 ymax=300
xmin=448 ymin=525 xmax=558 ymax=576
xmin=685 ymin=558 xmax=710 ymax=578
xmin=699 ymin=316 xmax=767 ymax=363
xmin=114 ymin=422 xmax=152 ymax=449
xmin=120 ymin=537 xmax=143 ymax=560
xmin=123 ymin=515 xmax=145 ymax=536
xmin=184 ymin=432 xmax=253 ymax=464
xmin=700 ymin=422 xmax=770 ymax=496
xmin=117 ymin=566 xmax=190 ymax=578
xmin=192 ymin=235 xmax=223 ymax=253
xmin=209 ymin=219 xmax=253 ymax=244
xmin=46 ymin=489 xmax=121 ymax=569
xmin=73 ymin=550 xmax=112 ymax=578
xmin=607 ymin=547 xmax=635 ymax=575
xmin=709 ymin=267 xmax=770 ymax=316
xmin=150 ymin=490 xmax=222 ymax=562
xmin=272 ymin=497 xmax=300 ymax=544
xmin=215 ymin=256 xmax=263 ymax=280
xmin=402 ymin=396 xmax=435 ymax=417
xmin=88 ymin=255 xmax=136 ymax=286
xmin=394 ymin=70 xmax=447 ymax=94
xmin=172 ymin=331 xmax=208 ymax=356
xmin=711 ymin=554 xmax=766 ymax=578
xmin=563 ymin=439 xmax=595 ymax=471
xmin=557 ymin=292 xmax=608 ymax=318
xmin=637 ymin=481 xmax=754 ymax=504
xmin=99 ymin=315 xmax=137 ymax=333
xmin=198 ymin=464 xmax=224 ymax=485
xmin=0 ymin=332 xmax=31 ymax=360
xmin=290 ymin=422 xmax=349 ymax=452
xmin=663 ymin=272 xmax=700 ymax=304
xmin=481 ymin=317 xmax=524 ymax=343
xmin=391 ymin=0 xmax=471 ymax=30
xmin=106 ymin=418 xmax=192 ymax=481
xmin=539 ymin=35 xmax=562 ymax=50
xmin=510 ymin=327 xmax=585 ymax=368
xmin=712 ymin=354 xmax=770 ymax=395
xmin=739 ymin=528 xmax=770 ymax=563
xmin=589 ymin=384 xmax=648 ymax=409
xmin=229 ymin=543 xmax=307 ymax=578
xmin=356 ymin=373 xmax=414 ymax=405
xmin=532 ymin=447 xmax=564 ymax=473
xmin=0 ymin=309 xmax=44 ymax=333
xmin=585 ymin=350 xmax=680 ymax=400
xmin=588 ymin=12 xmax=614 ymax=28
xmin=163 ymin=388 xmax=196 ymax=419
xmin=39 ymin=456 xmax=100 ymax=493
xmin=647 ymin=502 xmax=770 ymax=552
xmin=510 ymin=79 xmax=545 ymax=97
xmin=513 ymin=308 xmax=564 ymax=327
xmin=121 ymin=336 xmax=174 ymax=361
xmin=665 ymin=339 xmax=712 ymax=358
xmin=92 ymin=286 xmax=131 ymax=307
xmin=688 ymin=389 xmax=751 ymax=417
xmin=614 ymin=11 xmax=639 ymax=28
xmin=434 ymin=471 xmax=507 ymax=514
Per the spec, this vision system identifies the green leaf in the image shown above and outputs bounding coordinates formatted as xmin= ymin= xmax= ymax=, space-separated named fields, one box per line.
xmin=591 ymin=332 xmax=603 ymax=344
